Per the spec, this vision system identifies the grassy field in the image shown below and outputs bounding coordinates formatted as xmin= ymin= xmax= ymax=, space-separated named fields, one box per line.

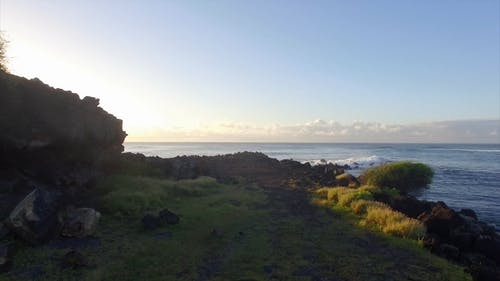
xmin=1 ymin=175 xmax=471 ymax=281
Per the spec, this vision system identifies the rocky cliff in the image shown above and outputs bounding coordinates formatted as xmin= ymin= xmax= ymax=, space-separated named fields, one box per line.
xmin=0 ymin=71 xmax=126 ymax=218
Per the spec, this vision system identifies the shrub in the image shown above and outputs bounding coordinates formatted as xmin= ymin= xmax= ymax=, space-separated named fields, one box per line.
xmin=360 ymin=161 xmax=434 ymax=191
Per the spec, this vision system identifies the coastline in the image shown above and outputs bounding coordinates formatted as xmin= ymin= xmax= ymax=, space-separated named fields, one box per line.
xmin=124 ymin=142 xmax=500 ymax=230
xmin=1 ymin=71 xmax=497 ymax=280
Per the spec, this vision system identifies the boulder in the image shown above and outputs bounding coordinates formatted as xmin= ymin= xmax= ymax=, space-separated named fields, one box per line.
xmin=373 ymin=193 xmax=434 ymax=219
xmin=0 ymin=242 xmax=14 ymax=273
xmin=61 ymin=208 xmax=101 ymax=238
xmin=141 ymin=214 xmax=160 ymax=230
xmin=439 ymin=243 xmax=460 ymax=261
xmin=335 ymin=173 xmax=360 ymax=188
xmin=473 ymin=236 xmax=500 ymax=264
xmin=159 ymin=209 xmax=180 ymax=225
xmin=4 ymin=188 xmax=62 ymax=244
xmin=450 ymin=230 xmax=476 ymax=251
xmin=459 ymin=209 xmax=478 ymax=220
xmin=465 ymin=254 xmax=500 ymax=281
xmin=417 ymin=201 xmax=464 ymax=241
xmin=61 ymin=250 xmax=88 ymax=269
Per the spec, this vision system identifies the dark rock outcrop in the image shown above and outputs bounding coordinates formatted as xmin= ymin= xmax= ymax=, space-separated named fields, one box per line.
xmin=373 ymin=192 xmax=435 ymax=219
xmin=0 ymin=73 xmax=126 ymax=200
xmin=4 ymin=188 xmax=62 ymax=245
xmin=414 ymin=201 xmax=500 ymax=280
xmin=140 ymin=151 xmax=347 ymax=189
xmin=0 ymin=73 xmax=126 ymax=227
xmin=418 ymin=201 xmax=465 ymax=240
xmin=372 ymin=189 xmax=500 ymax=280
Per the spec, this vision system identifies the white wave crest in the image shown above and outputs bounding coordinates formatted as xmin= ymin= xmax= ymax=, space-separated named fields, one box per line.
xmin=305 ymin=155 xmax=389 ymax=169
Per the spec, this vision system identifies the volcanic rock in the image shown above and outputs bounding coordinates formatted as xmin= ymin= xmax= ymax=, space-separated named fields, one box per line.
xmin=4 ymin=188 xmax=62 ymax=244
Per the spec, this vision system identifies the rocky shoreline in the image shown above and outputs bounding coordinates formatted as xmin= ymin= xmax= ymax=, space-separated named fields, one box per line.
xmin=0 ymin=71 xmax=498 ymax=280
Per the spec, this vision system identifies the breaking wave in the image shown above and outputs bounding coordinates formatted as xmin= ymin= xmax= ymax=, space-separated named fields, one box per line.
xmin=305 ymin=155 xmax=389 ymax=170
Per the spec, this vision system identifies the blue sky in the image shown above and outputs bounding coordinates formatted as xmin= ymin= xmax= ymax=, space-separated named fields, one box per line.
xmin=1 ymin=0 xmax=499 ymax=142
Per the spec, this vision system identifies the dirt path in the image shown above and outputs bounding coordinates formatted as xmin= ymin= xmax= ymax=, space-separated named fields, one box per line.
xmin=192 ymin=184 xmax=467 ymax=281
xmin=259 ymin=187 xmax=464 ymax=281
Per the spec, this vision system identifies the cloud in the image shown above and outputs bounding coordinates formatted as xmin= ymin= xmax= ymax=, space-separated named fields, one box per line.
xmin=127 ymin=119 xmax=500 ymax=143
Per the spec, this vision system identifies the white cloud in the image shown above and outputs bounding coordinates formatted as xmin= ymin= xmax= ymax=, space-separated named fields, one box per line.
xmin=126 ymin=119 xmax=500 ymax=143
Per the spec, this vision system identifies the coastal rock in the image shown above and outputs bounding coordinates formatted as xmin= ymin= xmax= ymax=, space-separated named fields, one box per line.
xmin=61 ymin=208 xmax=101 ymax=238
xmin=0 ymin=242 xmax=14 ymax=273
xmin=460 ymin=209 xmax=478 ymax=220
xmin=473 ymin=236 xmax=500 ymax=264
xmin=417 ymin=201 xmax=464 ymax=241
xmin=5 ymin=188 xmax=62 ymax=244
xmin=156 ymin=152 xmax=347 ymax=189
xmin=373 ymin=193 xmax=434 ymax=219
xmin=335 ymin=173 xmax=360 ymax=188
xmin=439 ymin=243 xmax=460 ymax=261
xmin=464 ymin=254 xmax=500 ymax=281
xmin=158 ymin=209 xmax=180 ymax=225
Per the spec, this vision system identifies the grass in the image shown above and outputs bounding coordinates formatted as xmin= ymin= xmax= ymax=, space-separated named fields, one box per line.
xmin=1 ymin=175 xmax=470 ymax=281
xmin=95 ymin=175 xmax=222 ymax=216
xmin=316 ymin=186 xmax=425 ymax=239
xmin=360 ymin=161 xmax=434 ymax=191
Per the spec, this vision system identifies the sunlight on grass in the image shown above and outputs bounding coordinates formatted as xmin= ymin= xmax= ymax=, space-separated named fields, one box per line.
xmin=316 ymin=186 xmax=425 ymax=239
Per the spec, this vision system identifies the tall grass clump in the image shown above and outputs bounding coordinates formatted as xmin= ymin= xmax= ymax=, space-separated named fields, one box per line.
xmin=316 ymin=185 xmax=425 ymax=239
xmin=323 ymin=186 xmax=375 ymax=208
xmin=360 ymin=161 xmax=434 ymax=192
xmin=361 ymin=205 xmax=425 ymax=239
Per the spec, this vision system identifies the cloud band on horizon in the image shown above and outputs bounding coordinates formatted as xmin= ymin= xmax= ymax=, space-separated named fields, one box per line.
xmin=126 ymin=119 xmax=500 ymax=143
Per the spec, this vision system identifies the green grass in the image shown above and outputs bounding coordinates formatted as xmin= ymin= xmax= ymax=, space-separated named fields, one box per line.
xmin=1 ymin=175 xmax=470 ymax=281
xmin=360 ymin=161 xmax=434 ymax=191
xmin=95 ymin=175 xmax=223 ymax=216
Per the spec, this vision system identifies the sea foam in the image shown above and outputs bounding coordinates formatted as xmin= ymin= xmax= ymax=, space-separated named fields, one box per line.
xmin=305 ymin=155 xmax=389 ymax=170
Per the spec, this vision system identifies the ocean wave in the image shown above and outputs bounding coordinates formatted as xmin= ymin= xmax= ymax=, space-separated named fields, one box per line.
xmin=305 ymin=155 xmax=389 ymax=169
xmin=430 ymin=148 xmax=500 ymax=153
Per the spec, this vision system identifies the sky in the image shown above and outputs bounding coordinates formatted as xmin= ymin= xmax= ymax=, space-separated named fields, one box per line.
xmin=1 ymin=0 xmax=499 ymax=143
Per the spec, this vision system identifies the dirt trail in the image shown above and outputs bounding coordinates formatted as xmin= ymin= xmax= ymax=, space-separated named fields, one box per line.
xmin=262 ymin=187 xmax=456 ymax=281
xmin=193 ymin=185 xmax=464 ymax=281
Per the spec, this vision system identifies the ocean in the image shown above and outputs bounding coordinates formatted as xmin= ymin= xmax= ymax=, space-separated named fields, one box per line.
xmin=124 ymin=142 xmax=500 ymax=230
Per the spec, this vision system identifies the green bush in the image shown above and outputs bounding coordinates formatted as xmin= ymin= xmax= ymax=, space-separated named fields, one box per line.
xmin=360 ymin=162 xmax=434 ymax=191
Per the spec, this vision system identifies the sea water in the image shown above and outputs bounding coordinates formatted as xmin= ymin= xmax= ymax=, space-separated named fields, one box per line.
xmin=125 ymin=142 xmax=500 ymax=230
